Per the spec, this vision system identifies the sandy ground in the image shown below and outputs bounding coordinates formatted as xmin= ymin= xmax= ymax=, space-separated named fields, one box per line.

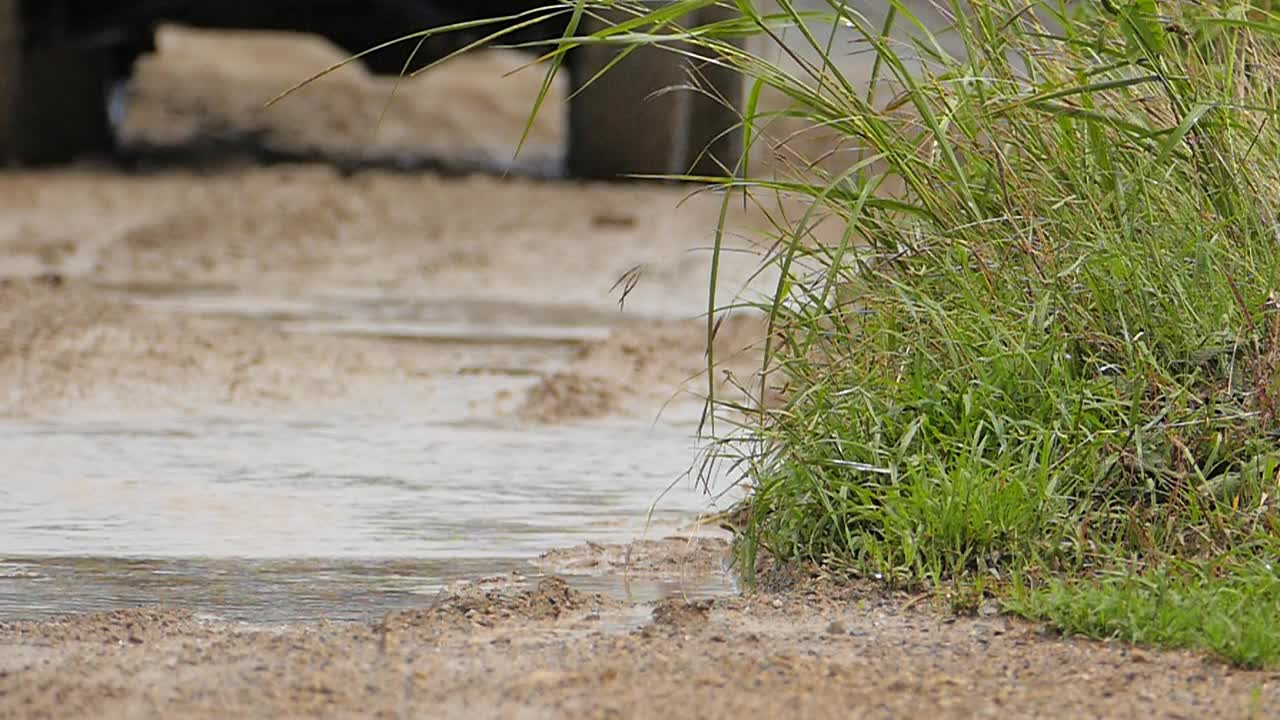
xmin=2 ymin=25 xmax=1279 ymax=720
xmin=1 ymin=30 xmax=782 ymax=420
xmin=4 ymin=539 xmax=1278 ymax=720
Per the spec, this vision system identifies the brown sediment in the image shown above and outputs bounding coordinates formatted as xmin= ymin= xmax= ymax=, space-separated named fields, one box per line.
xmin=534 ymin=536 xmax=733 ymax=577
xmin=0 ymin=278 xmax=445 ymax=417
xmin=377 ymin=577 xmax=613 ymax=636
xmin=3 ymin=546 xmax=1276 ymax=720
xmin=516 ymin=313 xmax=769 ymax=423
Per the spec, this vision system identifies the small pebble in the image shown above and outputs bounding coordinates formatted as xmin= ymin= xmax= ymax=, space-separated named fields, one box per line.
xmin=771 ymin=599 xmax=784 ymax=609
xmin=825 ymin=620 xmax=847 ymax=636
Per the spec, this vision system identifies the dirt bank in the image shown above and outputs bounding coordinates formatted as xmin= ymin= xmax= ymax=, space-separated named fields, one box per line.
xmin=3 ymin=539 xmax=1276 ymax=720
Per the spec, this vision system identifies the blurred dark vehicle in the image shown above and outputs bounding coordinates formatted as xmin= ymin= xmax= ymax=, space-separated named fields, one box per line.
xmin=0 ymin=0 xmax=742 ymax=179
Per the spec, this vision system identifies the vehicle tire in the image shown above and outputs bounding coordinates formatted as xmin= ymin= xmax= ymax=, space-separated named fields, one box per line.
xmin=0 ymin=0 xmax=20 ymax=163
xmin=0 ymin=2 xmax=118 ymax=166
xmin=566 ymin=6 xmax=743 ymax=181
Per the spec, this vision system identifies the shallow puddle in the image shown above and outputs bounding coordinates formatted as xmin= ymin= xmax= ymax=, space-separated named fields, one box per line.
xmin=3 ymin=232 xmax=744 ymax=621
xmin=0 ymin=555 xmax=736 ymax=624
xmin=109 ymin=285 xmax=636 ymax=345
xmin=0 ymin=411 xmax=739 ymax=622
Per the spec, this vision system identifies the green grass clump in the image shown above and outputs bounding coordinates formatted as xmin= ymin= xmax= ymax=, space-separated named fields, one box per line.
xmin=708 ymin=0 xmax=1280 ymax=666
xmin=456 ymin=0 xmax=1280 ymax=666
xmin=1008 ymin=558 xmax=1280 ymax=668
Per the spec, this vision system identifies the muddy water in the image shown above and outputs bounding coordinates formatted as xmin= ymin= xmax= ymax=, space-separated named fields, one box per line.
xmin=0 ymin=23 xmax=779 ymax=624
xmin=0 ymin=413 xmax=734 ymax=622
xmin=116 ymin=287 xmax=628 ymax=345
xmin=2 ymin=413 xmax=713 ymax=559
xmin=0 ymin=164 xmax=762 ymax=622
xmin=0 ymin=284 xmax=743 ymax=621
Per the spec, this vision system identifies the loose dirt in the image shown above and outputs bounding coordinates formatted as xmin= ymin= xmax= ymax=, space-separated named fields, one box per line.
xmin=3 ymin=542 xmax=1277 ymax=720
xmin=0 ymin=277 xmax=450 ymax=416
xmin=516 ymin=312 xmax=768 ymax=422
xmin=1 ymin=23 xmax=1277 ymax=720
xmin=534 ymin=535 xmax=733 ymax=578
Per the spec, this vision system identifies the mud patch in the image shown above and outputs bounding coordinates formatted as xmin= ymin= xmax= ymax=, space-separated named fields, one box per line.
xmin=0 ymin=279 xmax=445 ymax=416
xmin=377 ymin=577 xmax=611 ymax=634
xmin=0 ymin=608 xmax=203 ymax=645
xmin=516 ymin=313 xmax=769 ymax=423
xmin=649 ymin=597 xmax=714 ymax=631
xmin=535 ymin=536 xmax=732 ymax=577
xmin=517 ymin=372 xmax=620 ymax=422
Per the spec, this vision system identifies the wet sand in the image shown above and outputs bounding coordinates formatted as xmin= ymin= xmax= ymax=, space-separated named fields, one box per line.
xmin=2 ymin=25 xmax=1278 ymax=720
xmin=4 ymin=540 xmax=1278 ymax=720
